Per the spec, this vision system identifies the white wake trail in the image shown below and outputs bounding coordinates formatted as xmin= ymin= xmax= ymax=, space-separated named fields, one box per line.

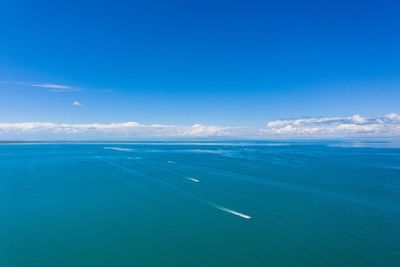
xmin=214 ymin=205 xmax=252 ymax=220
xmin=186 ymin=177 xmax=200 ymax=183
xmin=104 ymin=158 xmax=252 ymax=220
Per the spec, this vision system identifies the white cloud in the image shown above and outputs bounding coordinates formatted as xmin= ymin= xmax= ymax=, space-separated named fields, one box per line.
xmin=0 ymin=113 xmax=399 ymax=140
xmin=0 ymin=121 xmax=242 ymax=139
xmin=72 ymin=101 xmax=82 ymax=107
xmin=265 ymin=113 xmax=400 ymax=137
xmin=14 ymin=82 xmax=76 ymax=92
xmin=350 ymin=115 xmax=367 ymax=124
xmin=385 ymin=113 xmax=400 ymax=121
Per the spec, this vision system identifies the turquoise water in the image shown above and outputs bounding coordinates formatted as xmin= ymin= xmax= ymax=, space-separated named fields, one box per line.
xmin=1 ymin=142 xmax=399 ymax=266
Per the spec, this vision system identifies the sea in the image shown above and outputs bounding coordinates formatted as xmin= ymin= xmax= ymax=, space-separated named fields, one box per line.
xmin=1 ymin=141 xmax=399 ymax=266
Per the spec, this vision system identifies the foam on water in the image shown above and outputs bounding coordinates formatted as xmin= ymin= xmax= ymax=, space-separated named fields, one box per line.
xmin=128 ymin=157 xmax=142 ymax=160
xmin=104 ymin=147 xmax=134 ymax=152
xmin=186 ymin=177 xmax=200 ymax=183
xmin=168 ymin=161 xmax=176 ymax=164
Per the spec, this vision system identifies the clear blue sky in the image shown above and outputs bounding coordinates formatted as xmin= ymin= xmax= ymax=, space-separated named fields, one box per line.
xmin=0 ymin=0 xmax=399 ymax=126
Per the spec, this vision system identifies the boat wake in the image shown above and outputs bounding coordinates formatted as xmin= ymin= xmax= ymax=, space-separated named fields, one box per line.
xmin=214 ymin=205 xmax=252 ymax=219
xmin=186 ymin=177 xmax=200 ymax=183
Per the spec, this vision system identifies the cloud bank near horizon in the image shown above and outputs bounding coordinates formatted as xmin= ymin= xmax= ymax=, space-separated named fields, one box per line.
xmin=0 ymin=113 xmax=399 ymax=140
xmin=264 ymin=113 xmax=400 ymax=137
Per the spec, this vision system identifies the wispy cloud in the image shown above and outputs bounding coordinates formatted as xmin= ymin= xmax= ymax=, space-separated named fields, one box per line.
xmin=16 ymin=82 xmax=76 ymax=92
xmin=0 ymin=81 xmax=78 ymax=92
xmin=0 ymin=113 xmax=399 ymax=139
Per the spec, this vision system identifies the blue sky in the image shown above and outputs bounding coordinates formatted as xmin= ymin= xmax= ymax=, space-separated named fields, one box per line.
xmin=0 ymin=0 xmax=399 ymax=138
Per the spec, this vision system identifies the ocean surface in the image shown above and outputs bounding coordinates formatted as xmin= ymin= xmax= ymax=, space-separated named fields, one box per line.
xmin=1 ymin=141 xmax=399 ymax=266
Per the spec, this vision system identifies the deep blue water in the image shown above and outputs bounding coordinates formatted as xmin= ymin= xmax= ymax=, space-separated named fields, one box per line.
xmin=1 ymin=141 xmax=399 ymax=266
